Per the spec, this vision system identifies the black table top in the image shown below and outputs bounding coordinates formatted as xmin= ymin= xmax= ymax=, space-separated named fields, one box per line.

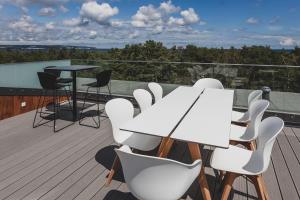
xmin=46 ymin=65 xmax=99 ymax=71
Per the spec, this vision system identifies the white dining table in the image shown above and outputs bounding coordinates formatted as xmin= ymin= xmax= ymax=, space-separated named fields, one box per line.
xmin=119 ymin=86 xmax=234 ymax=200
xmin=171 ymin=88 xmax=234 ymax=148
xmin=120 ymin=86 xmax=204 ymax=137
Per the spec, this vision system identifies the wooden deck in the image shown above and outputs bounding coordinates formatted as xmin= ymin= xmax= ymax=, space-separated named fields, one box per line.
xmin=0 ymin=107 xmax=299 ymax=200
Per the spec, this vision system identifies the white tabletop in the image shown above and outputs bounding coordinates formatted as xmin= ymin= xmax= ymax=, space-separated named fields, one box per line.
xmin=120 ymin=86 xmax=203 ymax=137
xmin=171 ymin=88 xmax=234 ymax=148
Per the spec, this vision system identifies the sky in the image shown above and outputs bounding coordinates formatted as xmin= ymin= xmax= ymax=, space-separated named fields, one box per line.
xmin=0 ymin=0 xmax=299 ymax=48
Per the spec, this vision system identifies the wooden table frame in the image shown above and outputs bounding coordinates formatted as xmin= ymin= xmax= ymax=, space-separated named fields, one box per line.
xmin=157 ymin=137 xmax=212 ymax=200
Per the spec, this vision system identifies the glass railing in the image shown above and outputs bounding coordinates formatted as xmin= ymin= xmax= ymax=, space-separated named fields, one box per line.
xmin=0 ymin=59 xmax=299 ymax=123
xmin=71 ymin=59 xmax=300 ymax=118
xmin=0 ymin=60 xmax=71 ymax=89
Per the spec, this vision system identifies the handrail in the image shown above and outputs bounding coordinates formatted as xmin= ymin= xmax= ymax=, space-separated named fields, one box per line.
xmin=71 ymin=59 xmax=300 ymax=68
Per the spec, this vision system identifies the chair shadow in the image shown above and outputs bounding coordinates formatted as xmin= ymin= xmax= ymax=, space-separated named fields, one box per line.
xmin=103 ymin=190 xmax=137 ymax=200
xmin=95 ymin=145 xmax=125 ymax=183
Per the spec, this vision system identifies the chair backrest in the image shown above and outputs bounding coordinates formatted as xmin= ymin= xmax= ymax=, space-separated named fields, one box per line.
xmin=96 ymin=70 xmax=112 ymax=87
xmin=255 ymin=117 xmax=284 ymax=173
xmin=193 ymin=78 xmax=224 ymax=89
xmin=105 ymin=98 xmax=134 ymax=142
xmin=116 ymin=145 xmax=202 ymax=200
xmin=248 ymin=90 xmax=263 ymax=106
xmin=148 ymin=82 xmax=163 ymax=103
xmin=37 ymin=72 xmax=59 ymax=90
xmin=243 ymin=100 xmax=269 ymax=140
xmin=44 ymin=66 xmax=61 ymax=78
xmin=133 ymin=89 xmax=152 ymax=112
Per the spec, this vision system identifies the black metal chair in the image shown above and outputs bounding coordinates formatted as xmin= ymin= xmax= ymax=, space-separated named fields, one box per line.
xmin=79 ymin=70 xmax=112 ymax=128
xmin=33 ymin=72 xmax=73 ymax=132
xmin=44 ymin=66 xmax=73 ymax=84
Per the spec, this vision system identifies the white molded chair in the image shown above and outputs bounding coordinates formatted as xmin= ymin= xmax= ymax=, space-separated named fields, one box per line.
xmin=232 ymin=90 xmax=263 ymax=124
xmin=116 ymin=145 xmax=202 ymax=200
xmin=148 ymin=82 xmax=163 ymax=103
xmin=210 ymin=117 xmax=284 ymax=200
xmin=105 ymin=98 xmax=162 ymax=185
xmin=133 ymin=89 xmax=152 ymax=112
xmin=193 ymin=78 xmax=224 ymax=89
xmin=230 ymin=99 xmax=269 ymax=150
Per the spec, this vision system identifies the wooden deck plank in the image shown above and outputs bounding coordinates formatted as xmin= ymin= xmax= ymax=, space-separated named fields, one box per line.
xmin=55 ymin=164 xmax=106 ymax=200
xmin=90 ymin=179 xmax=122 ymax=200
xmin=271 ymin=138 xmax=299 ymax=200
xmin=277 ymin=131 xmax=300 ymax=197
xmin=7 ymin=130 xmax=112 ymax=200
xmin=263 ymin=159 xmax=283 ymax=200
xmin=291 ymin=127 xmax=300 ymax=141
xmin=0 ymin=126 xmax=93 ymax=181
xmin=0 ymin=131 xmax=104 ymax=199
xmin=0 ymin=109 xmax=298 ymax=200
xmin=0 ymin=120 xmax=90 ymax=171
xmin=284 ymin=127 xmax=300 ymax=163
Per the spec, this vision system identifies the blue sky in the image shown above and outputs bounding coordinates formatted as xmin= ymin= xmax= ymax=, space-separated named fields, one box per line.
xmin=0 ymin=0 xmax=299 ymax=48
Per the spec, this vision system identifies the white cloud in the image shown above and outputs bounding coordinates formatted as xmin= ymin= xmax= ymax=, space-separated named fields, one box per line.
xmin=38 ymin=7 xmax=56 ymax=16
xmin=111 ymin=20 xmax=123 ymax=27
xmin=63 ymin=17 xmax=88 ymax=26
xmin=129 ymin=30 xmax=139 ymax=39
xmin=70 ymin=27 xmax=81 ymax=34
xmin=80 ymin=1 xmax=118 ymax=25
xmin=45 ymin=22 xmax=55 ymax=30
xmin=7 ymin=0 xmax=68 ymax=6
xmin=180 ymin=8 xmax=199 ymax=24
xmin=152 ymin=25 xmax=163 ymax=34
xmin=9 ymin=15 xmax=37 ymax=33
xmin=167 ymin=16 xmax=184 ymax=26
xmin=159 ymin=1 xmax=180 ymax=14
xmin=246 ymin=17 xmax=259 ymax=24
xmin=131 ymin=4 xmax=163 ymax=28
xmin=279 ymin=37 xmax=297 ymax=46
xmin=89 ymin=30 xmax=97 ymax=39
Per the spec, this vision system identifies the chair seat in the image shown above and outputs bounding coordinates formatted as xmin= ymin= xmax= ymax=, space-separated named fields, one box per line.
xmin=116 ymin=130 xmax=161 ymax=152
xmin=230 ymin=124 xmax=254 ymax=142
xmin=58 ymin=78 xmax=73 ymax=84
xmin=210 ymin=145 xmax=263 ymax=175
xmin=231 ymin=110 xmax=249 ymax=123
xmin=82 ymin=82 xmax=98 ymax=87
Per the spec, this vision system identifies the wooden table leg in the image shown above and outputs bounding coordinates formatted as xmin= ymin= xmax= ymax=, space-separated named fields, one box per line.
xmin=158 ymin=138 xmax=174 ymax=158
xmin=157 ymin=137 xmax=169 ymax=156
xmin=188 ymin=143 xmax=212 ymax=200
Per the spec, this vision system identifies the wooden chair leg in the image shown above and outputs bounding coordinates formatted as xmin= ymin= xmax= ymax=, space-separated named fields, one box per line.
xmin=105 ymin=156 xmax=120 ymax=186
xmin=250 ymin=175 xmax=266 ymax=200
xmin=188 ymin=143 xmax=211 ymax=200
xmin=260 ymin=175 xmax=270 ymax=200
xmin=250 ymin=140 xmax=256 ymax=150
xmin=221 ymin=172 xmax=238 ymax=200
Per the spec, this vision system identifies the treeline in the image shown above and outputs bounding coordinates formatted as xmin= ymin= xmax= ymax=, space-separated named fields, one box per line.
xmin=1 ymin=40 xmax=300 ymax=92
xmin=0 ymin=40 xmax=300 ymax=65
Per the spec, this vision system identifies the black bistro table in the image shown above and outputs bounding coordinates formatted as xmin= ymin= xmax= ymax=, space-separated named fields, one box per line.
xmin=46 ymin=65 xmax=98 ymax=121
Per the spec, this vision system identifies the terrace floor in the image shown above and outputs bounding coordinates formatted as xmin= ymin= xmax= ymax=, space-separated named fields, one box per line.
xmin=0 ymin=106 xmax=299 ymax=200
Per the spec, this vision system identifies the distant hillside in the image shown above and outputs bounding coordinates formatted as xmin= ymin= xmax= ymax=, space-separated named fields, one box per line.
xmin=0 ymin=45 xmax=109 ymax=52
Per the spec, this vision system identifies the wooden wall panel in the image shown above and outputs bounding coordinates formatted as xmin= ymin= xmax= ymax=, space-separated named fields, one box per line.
xmin=0 ymin=96 xmax=67 ymax=120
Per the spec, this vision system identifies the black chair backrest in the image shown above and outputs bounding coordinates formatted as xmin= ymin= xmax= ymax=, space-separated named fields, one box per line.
xmin=37 ymin=72 xmax=60 ymax=90
xmin=96 ymin=70 xmax=112 ymax=87
xmin=44 ymin=66 xmax=61 ymax=78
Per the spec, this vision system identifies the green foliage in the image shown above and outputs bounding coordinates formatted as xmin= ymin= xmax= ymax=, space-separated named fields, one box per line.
xmin=1 ymin=41 xmax=300 ymax=92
